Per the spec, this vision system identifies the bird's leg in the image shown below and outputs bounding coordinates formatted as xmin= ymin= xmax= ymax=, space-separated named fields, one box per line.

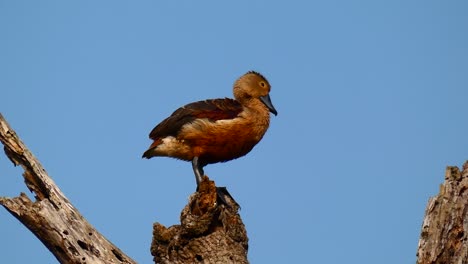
xmin=192 ymin=156 xmax=204 ymax=186
xmin=191 ymin=157 xmax=238 ymax=207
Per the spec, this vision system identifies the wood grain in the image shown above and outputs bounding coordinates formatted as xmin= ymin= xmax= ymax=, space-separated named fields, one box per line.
xmin=0 ymin=113 xmax=136 ymax=264
xmin=417 ymin=161 xmax=468 ymax=264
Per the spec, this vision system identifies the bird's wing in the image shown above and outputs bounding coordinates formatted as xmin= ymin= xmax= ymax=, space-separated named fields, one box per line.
xmin=148 ymin=98 xmax=243 ymax=139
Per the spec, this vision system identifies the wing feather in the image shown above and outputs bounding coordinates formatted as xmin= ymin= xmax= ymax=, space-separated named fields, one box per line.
xmin=148 ymin=98 xmax=242 ymax=139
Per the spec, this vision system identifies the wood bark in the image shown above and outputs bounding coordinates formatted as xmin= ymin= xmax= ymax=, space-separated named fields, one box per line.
xmin=151 ymin=178 xmax=248 ymax=263
xmin=0 ymin=113 xmax=136 ymax=264
xmin=417 ymin=161 xmax=468 ymax=264
xmin=0 ymin=113 xmax=248 ymax=263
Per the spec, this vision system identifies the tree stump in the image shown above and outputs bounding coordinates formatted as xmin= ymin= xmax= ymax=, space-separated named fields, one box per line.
xmin=151 ymin=177 xmax=248 ymax=263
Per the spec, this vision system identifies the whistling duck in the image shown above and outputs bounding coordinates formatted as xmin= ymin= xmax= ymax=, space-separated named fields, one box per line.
xmin=143 ymin=71 xmax=277 ymax=186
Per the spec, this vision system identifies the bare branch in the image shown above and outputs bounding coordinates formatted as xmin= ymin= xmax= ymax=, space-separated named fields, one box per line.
xmin=0 ymin=113 xmax=136 ymax=264
xmin=417 ymin=161 xmax=468 ymax=264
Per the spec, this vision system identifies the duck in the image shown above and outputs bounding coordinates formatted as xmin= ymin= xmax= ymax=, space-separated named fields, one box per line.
xmin=143 ymin=71 xmax=277 ymax=186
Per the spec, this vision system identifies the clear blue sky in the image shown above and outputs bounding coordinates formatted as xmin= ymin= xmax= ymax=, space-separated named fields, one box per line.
xmin=1 ymin=1 xmax=467 ymax=263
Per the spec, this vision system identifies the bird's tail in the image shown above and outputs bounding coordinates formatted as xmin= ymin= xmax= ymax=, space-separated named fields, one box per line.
xmin=143 ymin=139 xmax=163 ymax=159
xmin=142 ymin=148 xmax=155 ymax=159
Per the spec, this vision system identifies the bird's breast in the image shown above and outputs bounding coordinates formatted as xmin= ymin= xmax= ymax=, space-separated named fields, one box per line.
xmin=178 ymin=115 xmax=270 ymax=163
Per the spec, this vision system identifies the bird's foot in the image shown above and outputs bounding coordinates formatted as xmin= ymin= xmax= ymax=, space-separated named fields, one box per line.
xmin=216 ymin=186 xmax=239 ymax=209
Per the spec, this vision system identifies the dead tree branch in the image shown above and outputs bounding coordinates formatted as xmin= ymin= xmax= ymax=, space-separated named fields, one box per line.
xmin=0 ymin=113 xmax=136 ymax=264
xmin=417 ymin=161 xmax=468 ymax=264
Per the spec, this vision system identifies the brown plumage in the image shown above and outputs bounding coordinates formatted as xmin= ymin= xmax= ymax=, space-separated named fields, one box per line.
xmin=143 ymin=71 xmax=277 ymax=185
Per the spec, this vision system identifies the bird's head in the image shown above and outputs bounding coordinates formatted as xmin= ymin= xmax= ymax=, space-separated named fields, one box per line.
xmin=233 ymin=71 xmax=278 ymax=116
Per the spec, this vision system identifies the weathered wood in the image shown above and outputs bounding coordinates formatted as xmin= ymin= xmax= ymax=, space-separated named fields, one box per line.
xmin=417 ymin=161 xmax=468 ymax=264
xmin=151 ymin=177 xmax=249 ymax=263
xmin=0 ymin=113 xmax=136 ymax=264
xmin=0 ymin=113 xmax=250 ymax=263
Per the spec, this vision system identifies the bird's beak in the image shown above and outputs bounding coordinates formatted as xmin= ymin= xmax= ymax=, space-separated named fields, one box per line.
xmin=259 ymin=94 xmax=278 ymax=116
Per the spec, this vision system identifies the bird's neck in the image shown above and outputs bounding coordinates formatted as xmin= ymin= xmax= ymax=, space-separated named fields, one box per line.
xmin=241 ymin=98 xmax=271 ymax=125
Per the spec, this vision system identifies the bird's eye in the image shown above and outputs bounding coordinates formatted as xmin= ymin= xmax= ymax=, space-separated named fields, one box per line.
xmin=259 ymin=81 xmax=266 ymax=88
